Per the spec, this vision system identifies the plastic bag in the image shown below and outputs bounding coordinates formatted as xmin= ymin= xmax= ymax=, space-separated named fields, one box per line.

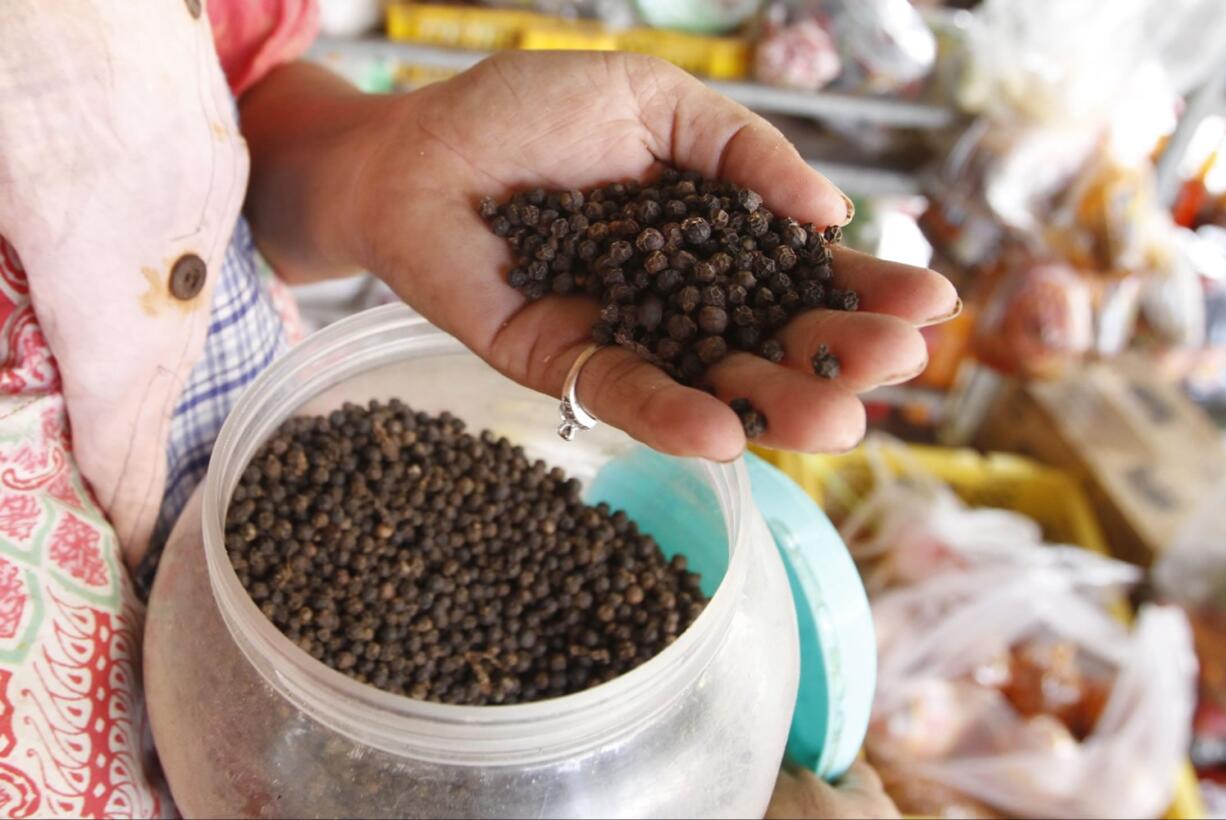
xmin=840 ymin=436 xmax=1197 ymax=817
xmin=812 ymin=0 xmax=935 ymax=94
xmin=753 ymin=5 xmax=841 ymax=91
xmin=870 ymin=568 xmax=1196 ymax=819
xmin=959 ymin=0 xmax=1226 ymax=130
xmin=973 ymin=264 xmax=1094 ymax=379
xmin=838 ymin=437 xmax=1136 ymax=595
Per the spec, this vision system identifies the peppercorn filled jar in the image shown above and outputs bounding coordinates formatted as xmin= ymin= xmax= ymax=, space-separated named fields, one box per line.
xmin=144 ymin=305 xmax=874 ymax=818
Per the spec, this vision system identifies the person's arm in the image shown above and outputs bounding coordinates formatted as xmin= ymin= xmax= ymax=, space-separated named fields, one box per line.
xmin=239 ymin=61 xmax=387 ymax=283
xmin=237 ymin=52 xmax=958 ymax=461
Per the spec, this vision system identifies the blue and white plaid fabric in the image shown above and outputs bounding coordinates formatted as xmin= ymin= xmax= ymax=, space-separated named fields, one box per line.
xmin=137 ymin=217 xmax=289 ymax=593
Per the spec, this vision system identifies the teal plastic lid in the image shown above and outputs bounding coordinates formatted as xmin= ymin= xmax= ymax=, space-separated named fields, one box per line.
xmin=745 ymin=453 xmax=876 ymax=781
xmin=583 ymin=447 xmax=875 ymax=781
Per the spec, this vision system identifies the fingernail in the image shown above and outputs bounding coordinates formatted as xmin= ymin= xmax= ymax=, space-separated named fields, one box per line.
xmin=918 ymin=297 xmax=962 ymax=328
xmin=840 ymin=193 xmax=855 ymax=226
xmin=881 ymin=357 xmax=929 ymax=386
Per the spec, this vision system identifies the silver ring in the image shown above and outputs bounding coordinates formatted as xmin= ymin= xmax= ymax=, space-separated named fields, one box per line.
xmin=558 ymin=344 xmax=601 ymax=441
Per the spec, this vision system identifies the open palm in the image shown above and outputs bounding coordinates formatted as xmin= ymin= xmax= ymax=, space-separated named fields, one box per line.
xmin=353 ymin=51 xmax=958 ymax=460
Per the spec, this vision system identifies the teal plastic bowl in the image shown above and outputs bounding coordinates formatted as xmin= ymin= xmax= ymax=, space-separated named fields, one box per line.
xmin=585 ymin=446 xmax=876 ymax=781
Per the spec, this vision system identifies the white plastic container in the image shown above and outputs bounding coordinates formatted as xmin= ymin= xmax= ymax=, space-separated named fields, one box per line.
xmin=146 ymin=306 xmax=819 ymax=818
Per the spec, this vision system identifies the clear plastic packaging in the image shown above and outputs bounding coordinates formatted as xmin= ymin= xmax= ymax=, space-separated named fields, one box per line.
xmin=144 ymin=306 xmax=801 ymax=818
xmin=958 ymin=0 xmax=1226 ymax=130
xmin=753 ymin=5 xmax=841 ymax=91
xmin=870 ymin=573 xmax=1196 ymax=820
xmin=841 ymin=437 xmax=1198 ymax=818
xmin=814 ymin=0 xmax=936 ymax=95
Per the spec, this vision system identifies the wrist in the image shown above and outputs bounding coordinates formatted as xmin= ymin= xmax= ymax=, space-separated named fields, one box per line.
xmin=310 ymin=90 xmax=407 ymax=277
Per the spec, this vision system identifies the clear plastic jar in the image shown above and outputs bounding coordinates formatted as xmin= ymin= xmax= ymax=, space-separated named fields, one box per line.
xmin=145 ymin=306 xmax=799 ymax=818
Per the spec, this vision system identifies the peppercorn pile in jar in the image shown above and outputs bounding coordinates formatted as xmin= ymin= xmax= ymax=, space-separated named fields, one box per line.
xmin=225 ymin=399 xmax=708 ymax=706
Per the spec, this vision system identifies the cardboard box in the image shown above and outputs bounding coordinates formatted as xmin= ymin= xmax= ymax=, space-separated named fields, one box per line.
xmin=976 ymin=357 xmax=1226 ymax=566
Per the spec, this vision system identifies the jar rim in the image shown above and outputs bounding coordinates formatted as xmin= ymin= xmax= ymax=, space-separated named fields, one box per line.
xmin=202 ymin=305 xmax=755 ymax=765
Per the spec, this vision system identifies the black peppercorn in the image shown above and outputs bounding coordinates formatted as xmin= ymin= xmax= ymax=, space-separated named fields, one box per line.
xmin=674 ymin=285 xmax=700 ymax=314
xmin=799 ymin=281 xmax=825 ymax=309
xmin=698 ymin=306 xmax=728 ymax=335
xmin=753 ymin=287 xmax=776 ymax=308
xmin=827 ymin=289 xmax=859 ymax=312
xmin=666 ymin=313 xmax=697 ymax=342
xmin=636 ymin=228 xmax=665 ymax=253
xmin=637 ymin=200 xmax=662 ymax=225
xmin=736 ymin=189 xmax=763 ymax=211
xmin=730 ymin=398 xmax=767 ymax=438
xmin=670 ymin=250 xmax=697 ymax=272
xmin=681 ymin=216 xmax=712 ymax=245
xmin=608 ymin=240 xmax=633 ymax=265
xmin=654 ymin=268 xmax=683 ymax=294
xmin=559 ymin=190 xmax=585 ymax=213
xmin=732 ymin=305 xmax=756 ymax=327
xmin=643 ymin=250 xmax=669 ymax=275
xmin=746 ymin=211 xmax=769 ymax=237
xmin=772 ymin=245 xmax=797 ymax=271
xmin=782 ymin=223 xmax=807 ymax=250
xmin=812 ymin=344 xmax=841 ymax=379
xmin=760 ymin=339 xmax=784 ymax=363
xmin=764 ymin=305 xmax=788 ymax=329
xmin=694 ymin=335 xmax=727 ymax=365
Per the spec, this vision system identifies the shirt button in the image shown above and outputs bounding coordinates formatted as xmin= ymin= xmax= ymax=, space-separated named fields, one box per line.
xmin=185 ymin=0 xmax=202 ymax=18
xmin=169 ymin=254 xmax=207 ymax=301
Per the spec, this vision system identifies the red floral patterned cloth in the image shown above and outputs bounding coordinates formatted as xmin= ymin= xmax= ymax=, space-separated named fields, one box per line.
xmin=0 ymin=238 xmax=165 ymax=818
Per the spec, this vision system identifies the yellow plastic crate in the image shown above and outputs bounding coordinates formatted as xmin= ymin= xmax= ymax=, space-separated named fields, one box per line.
xmin=615 ymin=27 xmax=751 ymax=80
xmin=385 ymin=2 xmax=751 ymax=80
xmin=754 ymin=443 xmax=1206 ymax=820
xmin=387 ymin=3 xmax=534 ymax=52
xmin=759 ymin=445 xmax=1107 ymax=554
xmin=394 ymin=63 xmax=461 ymax=91
xmin=519 ymin=24 xmax=619 ymax=53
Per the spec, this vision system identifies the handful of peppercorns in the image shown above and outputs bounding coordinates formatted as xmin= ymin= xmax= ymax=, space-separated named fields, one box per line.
xmin=479 ymin=169 xmax=853 ymax=438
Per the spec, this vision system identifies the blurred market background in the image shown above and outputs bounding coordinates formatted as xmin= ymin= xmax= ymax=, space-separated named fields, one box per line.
xmin=291 ymin=1 xmax=1226 ymax=816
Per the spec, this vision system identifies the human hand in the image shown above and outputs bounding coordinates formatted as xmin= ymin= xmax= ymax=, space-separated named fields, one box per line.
xmin=343 ymin=51 xmax=958 ymax=460
xmin=766 ymin=761 xmax=900 ymax=819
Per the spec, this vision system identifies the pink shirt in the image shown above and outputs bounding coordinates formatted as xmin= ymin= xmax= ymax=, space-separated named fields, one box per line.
xmin=0 ymin=0 xmax=317 ymax=565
